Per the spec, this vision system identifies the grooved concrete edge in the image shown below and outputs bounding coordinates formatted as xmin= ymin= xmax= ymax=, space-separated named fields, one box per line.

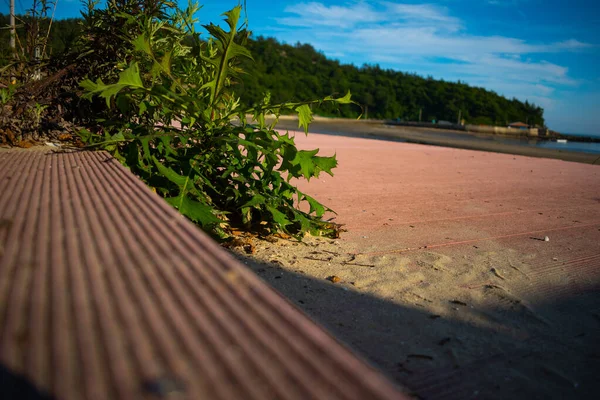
xmin=0 ymin=149 xmax=411 ymax=400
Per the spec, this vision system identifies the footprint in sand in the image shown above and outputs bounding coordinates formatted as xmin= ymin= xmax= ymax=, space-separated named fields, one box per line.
xmin=414 ymin=252 xmax=453 ymax=272
xmin=481 ymin=285 xmax=549 ymax=326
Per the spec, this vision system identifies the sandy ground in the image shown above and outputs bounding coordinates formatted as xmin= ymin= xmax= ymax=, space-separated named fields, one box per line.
xmin=226 ymin=130 xmax=600 ymax=399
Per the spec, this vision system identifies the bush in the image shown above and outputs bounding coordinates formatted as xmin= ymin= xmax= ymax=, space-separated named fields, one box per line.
xmin=79 ymin=1 xmax=353 ymax=239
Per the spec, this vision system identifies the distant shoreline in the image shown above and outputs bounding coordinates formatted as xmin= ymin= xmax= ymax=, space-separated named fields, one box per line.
xmin=275 ymin=115 xmax=600 ymax=143
xmin=271 ymin=117 xmax=600 ymax=165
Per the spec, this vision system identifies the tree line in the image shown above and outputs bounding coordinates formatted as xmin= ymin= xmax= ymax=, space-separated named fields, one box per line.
xmin=0 ymin=13 xmax=545 ymax=127
xmin=239 ymin=37 xmax=545 ymax=126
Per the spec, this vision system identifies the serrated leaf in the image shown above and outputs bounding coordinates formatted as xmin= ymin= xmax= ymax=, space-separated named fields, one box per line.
xmin=166 ymin=195 xmax=220 ymax=226
xmin=202 ymin=5 xmax=253 ymax=104
xmin=160 ymin=51 xmax=172 ymax=74
xmin=335 ymin=90 xmax=352 ymax=104
xmin=266 ymin=205 xmax=291 ymax=228
xmin=100 ymin=85 xmax=124 ymax=107
xmin=241 ymin=194 xmax=266 ymax=209
xmin=133 ymin=34 xmax=152 ymax=55
xmin=295 ymin=104 xmax=313 ymax=135
xmin=118 ymin=63 xmax=144 ymax=88
xmin=293 ymin=211 xmax=312 ymax=234
xmin=152 ymin=156 xmax=188 ymax=187
xmin=313 ymin=154 xmax=337 ymax=177
xmin=139 ymin=137 xmax=151 ymax=162
xmin=80 ymin=78 xmax=109 ymax=99
xmin=290 ymin=149 xmax=318 ymax=180
xmin=303 ymin=193 xmax=325 ymax=218
xmin=80 ymin=78 xmax=99 ymax=93
xmin=111 ymin=131 xmax=125 ymax=141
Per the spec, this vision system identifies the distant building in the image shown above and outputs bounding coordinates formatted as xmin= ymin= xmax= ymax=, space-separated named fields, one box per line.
xmin=508 ymin=122 xmax=529 ymax=129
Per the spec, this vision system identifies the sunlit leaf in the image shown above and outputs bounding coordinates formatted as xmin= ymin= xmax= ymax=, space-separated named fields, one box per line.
xmin=266 ymin=205 xmax=291 ymax=228
xmin=295 ymin=104 xmax=313 ymax=135
xmin=335 ymin=91 xmax=352 ymax=104
xmin=166 ymin=195 xmax=220 ymax=226
xmin=152 ymin=156 xmax=187 ymax=187
xmin=133 ymin=34 xmax=152 ymax=55
xmin=117 ymin=63 xmax=144 ymax=88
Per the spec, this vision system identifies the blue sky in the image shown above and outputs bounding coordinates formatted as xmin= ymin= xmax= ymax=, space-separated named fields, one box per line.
xmin=4 ymin=0 xmax=600 ymax=134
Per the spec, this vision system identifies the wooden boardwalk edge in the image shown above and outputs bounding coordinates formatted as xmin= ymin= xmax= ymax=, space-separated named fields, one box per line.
xmin=0 ymin=149 xmax=409 ymax=400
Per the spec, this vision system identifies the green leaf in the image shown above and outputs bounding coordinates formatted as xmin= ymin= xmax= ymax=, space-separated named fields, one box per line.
xmin=139 ymin=100 xmax=148 ymax=114
xmin=133 ymin=34 xmax=152 ymax=55
xmin=303 ymin=193 xmax=325 ymax=218
xmin=293 ymin=211 xmax=312 ymax=234
xmin=117 ymin=63 xmax=144 ymax=88
xmin=266 ymin=205 xmax=291 ymax=228
xmin=295 ymin=104 xmax=313 ymax=135
xmin=116 ymin=95 xmax=130 ymax=114
xmin=202 ymin=6 xmax=253 ymax=104
xmin=296 ymin=149 xmax=319 ymax=179
xmin=80 ymin=78 xmax=99 ymax=93
xmin=160 ymin=51 xmax=172 ymax=74
xmin=152 ymin=156 xmax=187 ymax=187
xmin=241 ymin=194 xmax=266 ymax=209
xmin=140 ymin=137 xmax=152 ymax=162
xmin=111 ymin=131 xmax=125 ymax=141
xmin=166 ymin=195 xmax=220 ymax=226
xmin=313 ymin=154 xmax=337 ymax=177
xmin=335 ymin=91 xmax=352 ymax=104
xmin=100 ymin=85 xmax=124 ymax=107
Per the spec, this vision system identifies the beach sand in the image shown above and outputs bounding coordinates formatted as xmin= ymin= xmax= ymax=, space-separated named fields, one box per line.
xmin=227 ymin=131 xmax=600 ymax=399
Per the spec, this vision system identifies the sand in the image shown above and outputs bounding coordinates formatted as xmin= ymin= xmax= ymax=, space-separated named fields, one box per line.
xmin=226 ymin=130 xmax=600 ymax=399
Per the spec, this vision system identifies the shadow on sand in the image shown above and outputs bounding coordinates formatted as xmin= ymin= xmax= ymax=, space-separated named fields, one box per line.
xmin=236 ymin=253 xmax=600 ymax=400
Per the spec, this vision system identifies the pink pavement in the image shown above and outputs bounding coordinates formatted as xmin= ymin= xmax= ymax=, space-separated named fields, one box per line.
xmin=279 ymin=131 xmax=600 ymax=398
xmin=290 ymin=131 xmax=600 ymax=258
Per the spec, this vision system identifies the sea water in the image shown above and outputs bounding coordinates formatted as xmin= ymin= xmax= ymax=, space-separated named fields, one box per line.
xmin=536 ymin=132 xmax=600 ymax=154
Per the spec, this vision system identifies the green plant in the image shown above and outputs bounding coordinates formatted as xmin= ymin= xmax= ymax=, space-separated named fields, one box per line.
xmin=29 ymin=102 xmax=48 ymax=128
xmin=80 ymin=1 xmax=354 ymax=239
xmin=0 ymin=0 xmax=57 ymax=81
xmin=0 ymin=85 xmax=15 ymax=105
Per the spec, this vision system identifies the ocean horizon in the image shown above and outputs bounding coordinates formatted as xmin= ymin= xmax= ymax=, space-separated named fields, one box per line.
xmin=563 ymin=131 xmax=600 ymax=139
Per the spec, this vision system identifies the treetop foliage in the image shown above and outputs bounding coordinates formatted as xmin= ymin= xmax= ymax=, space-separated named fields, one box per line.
xmin=238 ymin=37 xmax=545 ymax=127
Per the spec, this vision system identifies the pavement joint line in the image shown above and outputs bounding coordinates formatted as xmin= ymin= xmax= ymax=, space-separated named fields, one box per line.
xmin=354 ymin=221 xmax=600 ymax=257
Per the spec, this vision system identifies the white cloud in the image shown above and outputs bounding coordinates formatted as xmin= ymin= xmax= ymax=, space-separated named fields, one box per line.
xmin=278 ymin=2 xmax=381 ymax=28
xmin=279 ymin=1 xmax=461 ymax=31
xmin=551 ymin=39 xmax=594 ymax=51
xmin=271 ymin=1 xmax=592 ymax=110
xmin=383 ymin=2 xmax=462 ymax=29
